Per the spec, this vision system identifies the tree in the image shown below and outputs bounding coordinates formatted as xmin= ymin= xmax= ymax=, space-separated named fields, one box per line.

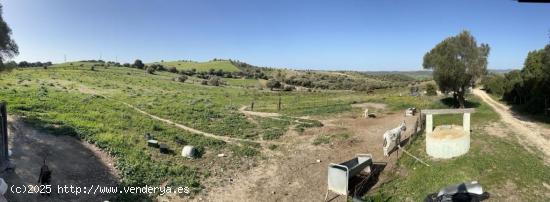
xmin=423 ymin=30 xmax=490 ymax=108
xmin=0 ymin=4 xmax=18 ymax=72
xmin=133 ymin=59 xmax=145 ymax=69
xmin=266 ymin=79 xmax=282 ymax=90
xmin=481 ymin=73 xmax=505 ymax=96
xmin=426 ymin=83 xmax=437 ymax=96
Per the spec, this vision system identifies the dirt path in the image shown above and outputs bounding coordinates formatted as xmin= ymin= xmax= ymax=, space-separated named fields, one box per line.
xmin=200 ymin=112 xmax=420 ymax=202
xmin=238 ymin=106 xmax=281 ymax=118
xmin=473 ymin=89 xmax=550 ymax=160
xmin=1 ymin=117 xmax=119 ymax=202
xmin=74 ymin=87 xmax=276 ymax=147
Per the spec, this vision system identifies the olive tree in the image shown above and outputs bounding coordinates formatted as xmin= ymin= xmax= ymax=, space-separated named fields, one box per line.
xmin=423 ymin=30 xmax=490 ymax=108
xmin=0 ymin=4 xmax=18 ymax=71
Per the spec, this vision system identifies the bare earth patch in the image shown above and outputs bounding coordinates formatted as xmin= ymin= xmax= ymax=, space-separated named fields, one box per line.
xmin=195 ymin=112 xmax=418 ymax=201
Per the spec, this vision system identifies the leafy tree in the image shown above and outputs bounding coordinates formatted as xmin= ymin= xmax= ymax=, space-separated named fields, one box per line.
xmin=425 ymin=83 xmax=437 ymax=96
xmin=423 ymin=30 xmax=490 ymax=108
xmin=266 ymin=79 xmax=282 ymax=90
xmin=0 ymin=4 xmax=18 ymax=72
xmin=133 ymin=59 xmax=145 ymax=69
xmin=481 ymin=73 xmax=505 ymax=96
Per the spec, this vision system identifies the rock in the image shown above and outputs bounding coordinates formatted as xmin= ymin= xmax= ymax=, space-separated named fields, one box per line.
xmin=181 ymin=145 xmax=197 ymax=158
xmin=316 ymin=159 xmax=321 ymax=163
xmin=272 ymin=191 xmax=276 ymax=194
xmin=217 ymin=153 xmax=225 ymax=157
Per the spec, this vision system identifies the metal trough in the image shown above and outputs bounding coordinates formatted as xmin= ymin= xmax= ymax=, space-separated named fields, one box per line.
xmin=327 ymin=154 xmax=373 ymax=197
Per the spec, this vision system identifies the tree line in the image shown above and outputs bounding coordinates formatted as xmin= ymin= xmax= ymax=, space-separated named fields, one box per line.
xmin=482 ymin=44 xmax=550 ymax=114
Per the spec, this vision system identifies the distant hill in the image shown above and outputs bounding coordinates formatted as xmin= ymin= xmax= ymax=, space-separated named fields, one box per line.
xmin=488 ymin=69 xmax=515 ymax=74
xmin=360 ymin=70 xmax=433 ymax=80
xmin=151 ymin=60 xmax=241 ymax=72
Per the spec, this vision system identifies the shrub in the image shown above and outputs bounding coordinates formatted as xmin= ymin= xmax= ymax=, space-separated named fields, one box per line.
xmin=266 ymin=79 xmax=281 ymax=90
xmin=201 ymin=80 xmax=208 ymax=85
xmin=283 ymin=85 xmax=295 ymax=91
xmin=207 ymin=76 xmax=222 ymax=86
xmin=175 ymin=75 xmax=188 ymax=83
xmin=146 ymin=67 xmax=155 ymax=74
xmin=426 ymin=83 xmax=437 ymax=96
xmin=168 ymin=67 xmax=178 ymax=73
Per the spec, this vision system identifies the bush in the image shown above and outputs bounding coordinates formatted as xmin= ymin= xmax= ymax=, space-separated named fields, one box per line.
xmin=201 ymin=80 xmax=208 ymax=85
xmin=91 ymin=65 xmax=95 ymax=71
xmin=266 ymin=79 xmax=281 ymax=90
xmin=426 ymin=83 xmax=437 ymax=96
xmin=175 ymin=75 xmax=188 ymax=83
xmin=168 ymin=67 xmax=178 ymax=73
xmin=146 ymin=67 xmax=155 ymax=74
xmin=283 ymin=85 xmax=295 ymax=91
xmin=207 ymin=76 xmax=222 ymax=86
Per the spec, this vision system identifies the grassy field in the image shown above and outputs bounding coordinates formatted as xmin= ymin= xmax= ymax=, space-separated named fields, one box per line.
xmin=3 ymin=62 xmax=547 ymax=201
xmin=151 ymin=60 xmax=241 ymax=72
xmin=364 ymin=94 xmax=550 ymax=201
xmin=0 ymin=63 xmax=372 ymax=194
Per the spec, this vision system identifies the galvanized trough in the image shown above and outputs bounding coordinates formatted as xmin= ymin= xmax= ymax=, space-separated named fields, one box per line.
xmin=326 ymin=154 xmax=373 ymax=198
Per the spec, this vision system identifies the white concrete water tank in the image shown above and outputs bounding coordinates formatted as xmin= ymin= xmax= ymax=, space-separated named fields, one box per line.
xmin=426 ymin=125 xmax=470 ymax=159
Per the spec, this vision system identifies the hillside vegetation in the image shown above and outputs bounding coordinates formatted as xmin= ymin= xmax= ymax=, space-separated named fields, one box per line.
xmin=151 ymin=60 xmax=241 ymax=72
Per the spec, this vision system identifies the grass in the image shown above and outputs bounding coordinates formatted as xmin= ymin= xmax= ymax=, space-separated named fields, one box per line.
xmin=364 ymin=94 xmax=550 ymax=201
xmin=151 ymin=60 xmax=241 ymax=72
xmin=1 ymin=63 xmax=346 ymax=192
xmin=6 ymin=63 xmax=543 ymax=200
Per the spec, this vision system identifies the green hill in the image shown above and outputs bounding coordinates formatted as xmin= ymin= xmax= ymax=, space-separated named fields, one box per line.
xmin=151 ymin=60 xmax=241 ymax=72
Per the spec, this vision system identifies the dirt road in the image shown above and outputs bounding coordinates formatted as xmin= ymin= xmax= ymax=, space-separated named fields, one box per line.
xmin=473 ymin=89 xmax=550 ymax=160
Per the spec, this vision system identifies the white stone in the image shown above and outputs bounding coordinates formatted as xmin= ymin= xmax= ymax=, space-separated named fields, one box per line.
xmin=217 ymin=153 xmax=225 ymax=157
xmin=181 ymin=146 xmax=197 ymax=158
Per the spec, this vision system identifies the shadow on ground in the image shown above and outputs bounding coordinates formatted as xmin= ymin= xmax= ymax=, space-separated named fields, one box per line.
xmin=349 ymin=162 xmax=387 ymax=200
xmin=0 ymin=117 xmax=120 ymax=202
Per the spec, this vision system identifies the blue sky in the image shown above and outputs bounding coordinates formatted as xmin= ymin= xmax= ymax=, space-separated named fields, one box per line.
xmin=3 ymin=0 xmax=550 ymax=70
